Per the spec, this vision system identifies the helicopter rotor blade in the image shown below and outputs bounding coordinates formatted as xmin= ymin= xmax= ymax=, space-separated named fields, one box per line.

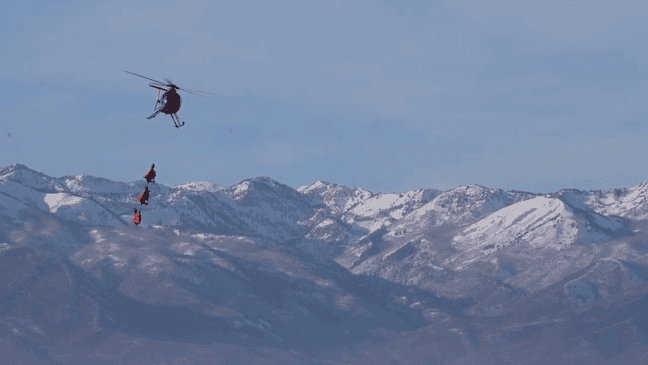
xmin=125 ymin=70 xmax=217 ymax=98
xmin=123 ymin=70 xmax=166 ymax=85
xmin=182 ymin=88 xmax=216 ymax=96
xmin=178 ymin=88 xmax=205 ymax=97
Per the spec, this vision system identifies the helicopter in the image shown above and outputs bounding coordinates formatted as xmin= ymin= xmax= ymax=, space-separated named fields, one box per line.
xmin=124 ymin=70 xmax=214 ymax=128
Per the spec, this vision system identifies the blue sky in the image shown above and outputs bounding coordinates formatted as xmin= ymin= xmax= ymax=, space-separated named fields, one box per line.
xmin=2 ymin=0 xmax=648 ymax=194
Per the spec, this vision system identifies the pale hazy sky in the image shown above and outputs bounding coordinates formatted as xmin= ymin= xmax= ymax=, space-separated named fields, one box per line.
xmin=2 ymin=0 xmax=648 ymax=194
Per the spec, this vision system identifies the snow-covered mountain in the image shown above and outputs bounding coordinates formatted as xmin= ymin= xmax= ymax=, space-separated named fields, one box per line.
xmin=0 ymin=164 xmax=318 ymax=243
xmin=4 ymin=163 xmax=648 ymax=364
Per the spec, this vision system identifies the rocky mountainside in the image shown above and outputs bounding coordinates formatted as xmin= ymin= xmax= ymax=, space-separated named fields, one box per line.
xmin=3 ymin=163 xmax=648 ymax=364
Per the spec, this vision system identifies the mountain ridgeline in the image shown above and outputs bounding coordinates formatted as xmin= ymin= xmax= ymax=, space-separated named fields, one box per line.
xmin=2 ymin=163 xmax=648 ymax=364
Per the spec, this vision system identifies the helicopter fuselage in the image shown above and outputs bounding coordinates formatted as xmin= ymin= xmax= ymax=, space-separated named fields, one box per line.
xmin=151 ymin=85 xmax=182 ymax=115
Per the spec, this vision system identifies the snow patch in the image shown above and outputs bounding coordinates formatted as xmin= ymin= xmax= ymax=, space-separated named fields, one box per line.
xmin=318 ymin=219 xmax=335 ymax=227
xmin=90 ymin=230 xmax=105 ymax=243
xmin=233 ymin=182 xmax=250 ymax=195
xmin=44 ymin=193 xmax=84 ymax=213
xmin=175 ymin=182 xmax=225 ymax=193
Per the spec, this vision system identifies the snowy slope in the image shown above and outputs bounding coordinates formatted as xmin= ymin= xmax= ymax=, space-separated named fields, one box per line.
xmin=297 ymin=180 xmax=374 ymax=214
xmin=543 ymin=183 xmax=648 ymax=222
xmin=0 ymin=189 xmax=30 ymax=220
xmin=0 ymin=178 xmax=125 ymax=227
xmin=1 ymin=165 xmax=315 ymax=241
xmin=384 ymin=185 xmax=538 ymax=238
xmin=297 ymin=181 xmax=439 ymax=224
xmin=572 ymin=182 xmax=648 ymax=220
xmin=1 ymin=162 xmax=645 ymax=299
xmin=435 ymin=196 xmax=631 ymax=293
xmin=560 ymin=257 xmax=648 ymax=306
xmin=294 ymin=181 xmax=440 ymax=260
xmin=451 ymin=196 xmax=626 ymax=258
xmin=0 ymin=180 xmax=51 ymax=211
xmin=346 ymin=189 xmax=440 ymax=231
xmin=0 ymin=221 xmax=454 ymax=364
xmin=219 ymin=177 xmax=319 ymax=243
xmin=174 ymin=181 xmax=227 ymax=193
xmin=337 ymin=187 xmax=635 ymax=298
xmin=6 ymin=163 xmax=648 ymax=364
xmin=0 ymin=164 xmax=67 ymax=193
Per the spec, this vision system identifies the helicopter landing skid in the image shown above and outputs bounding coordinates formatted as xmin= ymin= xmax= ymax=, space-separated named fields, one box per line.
xmin=171 ymin=114 xmax=185 ymax=128
xmin=146 ymin=110 xmax=160 ymax=119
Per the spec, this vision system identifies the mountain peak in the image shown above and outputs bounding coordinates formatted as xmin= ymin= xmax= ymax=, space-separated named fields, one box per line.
xmin=236 ymin=176 xmax=284 ymax=187
xmin=0 ymin=163 xmax=43 ymax=177
xmin=445 ymin=184 xmax=500 ymax=196
xmin=0 ymin=163 xmax=60 ymax=193
xmin=297 ymin=180 xmax=336 ymax=194
xmin=249 ymin=176 xmax=294 ymax=192
xmin=5 ymin=163 xmax=29 ymax=170
xmin=632 ymin=180 xmax=648 ymax=190
xmin=223 ymin=176 xmax=304 ymax=205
